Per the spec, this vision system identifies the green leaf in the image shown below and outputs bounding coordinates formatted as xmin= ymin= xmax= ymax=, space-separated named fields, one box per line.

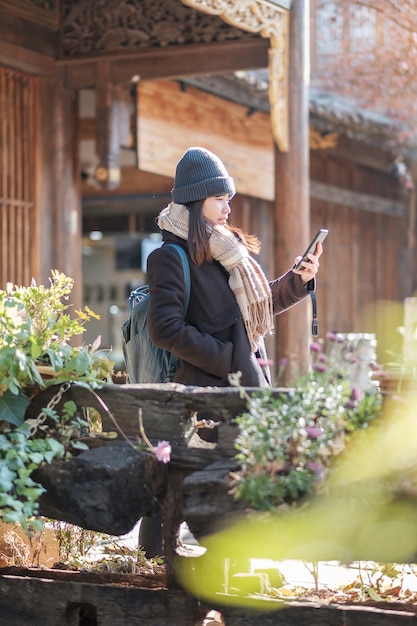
xmin=27 ymin=360 xmax=46 ymax=386
xmin=26 ymin=517 xmax=44 ymax=532
xmin=0 ymin=465 xmax=16 ymax=492
xmin=44 ymin=348 xmax=63 ymax=370
xmin=2 ymin=510 xmax=24 ymax=523
xmin=30 ymin=340 xmax=43 ymax=361
xmin=368 ymin=587 xmax=384 ymax=602
xmin=62 ymin=401 xmax=77 ymax=419
xmin=0 ymin=389 xmax=30 ymax=426
xmin=28 ymin=452 xmax=46 ymax=465
xmin=70 ymin=440 xmax=89 ymax=451
xmin=0 ymin=493 xmax=16 ymax=507
xmin=44 ymin=437 xmax=65 ymax=459
xmin=73 ymin=350 xmax=91 ymax=375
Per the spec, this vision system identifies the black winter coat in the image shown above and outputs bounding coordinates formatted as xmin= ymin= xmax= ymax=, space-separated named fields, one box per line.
xmin=147 ymin=231 xmax=311 ymax=388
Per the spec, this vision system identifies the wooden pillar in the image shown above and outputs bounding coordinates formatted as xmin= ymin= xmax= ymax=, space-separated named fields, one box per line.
xmin=53 ymin=80 xmax=82 ymax=297
xmin=274 ymin=0 xmax=311 ymax=382
xmin=94 ymin=61 xmax=126 ymax=190
xmin=35 ymin=73 xmax=82 ymax=313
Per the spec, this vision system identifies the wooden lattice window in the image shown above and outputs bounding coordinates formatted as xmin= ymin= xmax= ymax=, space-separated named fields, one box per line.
xmin=0 ymin=67 xmax=36 ymax=287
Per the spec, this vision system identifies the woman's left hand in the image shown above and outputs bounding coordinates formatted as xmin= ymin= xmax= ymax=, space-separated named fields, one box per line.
xmin=293 ymin=242 xmax=323 ymax=285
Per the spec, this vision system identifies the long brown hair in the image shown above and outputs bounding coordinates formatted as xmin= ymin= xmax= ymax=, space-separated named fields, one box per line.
xmin=186 ymin=199 xmax=261 ymax=266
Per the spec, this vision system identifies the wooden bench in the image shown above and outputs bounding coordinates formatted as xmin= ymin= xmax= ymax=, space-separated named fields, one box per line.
xmin=27 ymin=382 xmax=271 ymax=587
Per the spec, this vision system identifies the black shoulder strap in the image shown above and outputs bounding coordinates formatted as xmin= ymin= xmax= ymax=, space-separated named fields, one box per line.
xmin=165 ymin=243 xmax=190 ymax=315
xmin=164 ymin=243 xmax=191 ymax=380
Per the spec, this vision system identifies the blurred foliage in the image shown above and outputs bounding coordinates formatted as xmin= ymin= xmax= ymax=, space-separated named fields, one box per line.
xmin=232 ymin=333 xmax=383 ymax=510
xmin=0 ymin=271 xmax=115 ymax=530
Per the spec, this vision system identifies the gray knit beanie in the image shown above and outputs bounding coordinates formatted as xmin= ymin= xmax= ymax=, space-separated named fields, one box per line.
xmin=171 ymin=147 xmax=236 ymax=204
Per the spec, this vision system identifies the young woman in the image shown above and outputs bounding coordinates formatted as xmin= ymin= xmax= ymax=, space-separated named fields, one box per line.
xmin=141 ymin=147 xmax=323 ymax=556
xmin=147 ymin=146 xmax=322 ymax=389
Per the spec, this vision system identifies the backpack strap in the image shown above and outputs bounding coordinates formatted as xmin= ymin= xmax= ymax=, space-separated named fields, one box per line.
xmin=164 ymin=243 xmax=191 ymax=381
xmin=165 ymin=243 xmax=190 ymax=315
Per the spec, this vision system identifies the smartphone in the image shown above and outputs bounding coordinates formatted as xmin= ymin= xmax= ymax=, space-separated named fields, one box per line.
xmin=294 ymin=228 xmax=328 ymax=270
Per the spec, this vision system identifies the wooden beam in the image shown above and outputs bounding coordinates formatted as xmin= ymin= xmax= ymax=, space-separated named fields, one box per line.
xmin=0 ymin=41 xmax=56 ymax=77
xmin=311 ymin=181 xmax=407 ymax=218
xmin=274 ymin=0 xmax=311 ymax=381
xmin=63 ymin=39 xmax=269 ymax=89
xmin=0 ymin=10 xmax=57 ymax=58
xmin=320 ymin=134 xmax=397 ymax=173
xmin=82 ymin=193 xmax=171 ymax=217
xmin=182 ymin=75 xmax=271 ymax=113
xmin=0 ymin=0 xmax=59 ymax=29
xmin=25 ymin=383 xmax=292 ymax=467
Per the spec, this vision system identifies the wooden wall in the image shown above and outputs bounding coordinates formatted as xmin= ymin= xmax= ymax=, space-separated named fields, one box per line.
xmin=310 ymin=148 xmax=410 ymax=362
xmin=0 ymin=59 xmax=411 ymax=368
xmin=0 ymin=66 xmax=36 ymax=287
xmin=136 ymin=80 xmax=274 ymax=201
xmin=0 ymin=61 xmax=82 ymax=313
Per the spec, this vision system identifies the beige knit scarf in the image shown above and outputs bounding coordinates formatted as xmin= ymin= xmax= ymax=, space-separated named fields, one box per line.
xmin=157 ymin=202 xmax=274 ymax=351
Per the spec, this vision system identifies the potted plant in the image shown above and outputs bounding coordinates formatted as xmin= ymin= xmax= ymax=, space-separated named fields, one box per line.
xmin=231 ymin=332 xmax=383 ymax=511
xmin=0 ymin=270 xmax=115 ymax=530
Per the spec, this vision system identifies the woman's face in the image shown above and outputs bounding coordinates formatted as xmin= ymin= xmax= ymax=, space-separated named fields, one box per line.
xmin=202 ymin=195 xmax=231 ymax=226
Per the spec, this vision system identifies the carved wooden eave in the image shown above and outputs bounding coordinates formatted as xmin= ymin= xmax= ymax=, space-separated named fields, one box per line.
xmin=180 ymin=0 xmax=291 ymax=152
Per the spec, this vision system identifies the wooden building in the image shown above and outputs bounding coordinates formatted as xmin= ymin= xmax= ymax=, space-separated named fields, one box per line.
xmin=0 ymin=0 xmax=415 ymax=376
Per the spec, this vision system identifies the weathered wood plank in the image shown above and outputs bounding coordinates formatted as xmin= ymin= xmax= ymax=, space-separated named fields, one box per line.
xmin=219 ymin=602 xmax=417 ymax=625
xmin=26 ymin=383 xmax=287 ymax=467
xmin=0 ymin=566 xmax=166 ymax=589
xmin=63 ymin=39 xmax=269 ymax=88
xmin=0 ymin=11 xmax=57 ymax=58
xmin=0 ymin=575 xmax=198 ymax=626
xmin=1 ymin=572 xmax=417 ymax=625
xmin=310 ymin=181 xmax=407 ymax=217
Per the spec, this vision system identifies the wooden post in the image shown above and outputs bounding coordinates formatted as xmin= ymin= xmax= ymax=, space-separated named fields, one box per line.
xmin=94 ymin=61 xmax=128 ymax=190
xmin=274 ymin=0 xmax=311 ymax=382
xmin=54 ymin=79 xmax=82 ymax=300
xmin=35 ymin=73 xmax=82 ymax=311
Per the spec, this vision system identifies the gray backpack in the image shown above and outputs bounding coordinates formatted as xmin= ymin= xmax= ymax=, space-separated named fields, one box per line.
xmin=121 ymin=244 xmax=190 ymax=383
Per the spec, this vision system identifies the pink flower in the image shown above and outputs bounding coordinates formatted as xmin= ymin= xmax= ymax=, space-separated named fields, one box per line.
xmin=306 ymin=426 xmax=323 ymax=439
xmin=346 ymin=385 xmax=361 ymax=409
xmin=345 ymin=353 xmax=359 ymax=363
xmin=370 ymin=362 xmax=387 ymax=377
xmin=345 ymin=399 xmax=357 ymax=409
xmin=350 ymin=386 xmax=361 ymax=402
xmin=307 ymin=461 xmax=325 ymax=477
xmin=153 ymin=441 xmax=172 ymax=464
xmin=310 ymin=341 xmax=322 ymax=353
xmin=312 ymin=362 xmax=327 ymax=373
xmin=326 ymin=332 xmax=343 ymax=343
